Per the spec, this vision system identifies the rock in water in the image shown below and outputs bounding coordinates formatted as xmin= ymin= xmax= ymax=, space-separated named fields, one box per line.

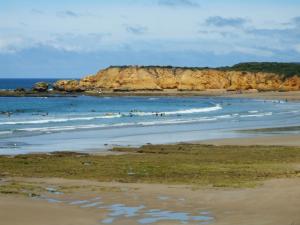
xmin=15 ymin=88 xmax=26 ymax=92
xmin=33 ymin=82 xmax=49 ymax=92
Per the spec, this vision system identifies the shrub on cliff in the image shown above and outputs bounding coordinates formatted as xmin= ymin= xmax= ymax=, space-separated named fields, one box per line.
xmin=229 ymin=62 xmax=300 ymax=77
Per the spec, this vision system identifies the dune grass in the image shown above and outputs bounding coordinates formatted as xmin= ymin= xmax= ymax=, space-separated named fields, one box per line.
xmin=0 ymin=144 xmax=300 ymax=188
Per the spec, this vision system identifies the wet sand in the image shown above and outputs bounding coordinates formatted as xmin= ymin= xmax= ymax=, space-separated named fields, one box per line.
xmin=198 ymin=134 xmax=300 ymax=146
xmin=222 ymin=90 xmax=300 ymax=101
xmin=89 ymin=90 xmax=300 ymax=102
xmin=0 ymin=177 xmax=299 ymax=225
xmin=2 ymin=90 xmax=300 ymax=101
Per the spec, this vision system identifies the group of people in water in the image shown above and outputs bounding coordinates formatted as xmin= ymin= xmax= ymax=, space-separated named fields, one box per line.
xmin=0 ymin=111 xmax=49 ymax=117
xmin=105 ymin=110 xmax=167 ymax=117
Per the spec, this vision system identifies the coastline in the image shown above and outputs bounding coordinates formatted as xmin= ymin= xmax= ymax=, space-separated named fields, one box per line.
xmin=1 ymin=92 xmax=300 ymax=155
xmin=2 ymin=90 xmax=300 ymax=101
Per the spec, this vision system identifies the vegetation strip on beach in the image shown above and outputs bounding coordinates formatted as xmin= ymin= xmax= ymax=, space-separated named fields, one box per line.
xmin=1 ymin=144 xmax=300 ymax=190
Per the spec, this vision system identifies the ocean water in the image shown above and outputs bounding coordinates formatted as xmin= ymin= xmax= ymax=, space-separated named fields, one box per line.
xmin=0 ymin=78 xmax=62 ymax=90
xmin=0 ymin=96 xmax=300 ymax=154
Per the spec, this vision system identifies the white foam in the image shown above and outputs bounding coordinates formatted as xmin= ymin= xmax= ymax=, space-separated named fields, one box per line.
xmin=0 ymin=105 xmax=222 ymax=126
xmin=17 ymin=124 xmax=105 ymax=132
xmin=131 ymin=104 xmax=222 ymax=116
xmin=164 ymin=104 xmax=222 ymax=115
xmin=15 ymin=117 xmax=220 ymax=133
xmin=240 ymin=112 xmax=273 ymax=118
xmin=0 ymin=131 xmax=12 ymax=135
xmin=136 ymin=118 xmax=217 ymax=126
xmin=0 ymin=114 xmax=122 ymax=125
xmin=215 ymin=114 xmax=234 ymax=119
xmin=148 ymin=98 xmax=159 ymax=101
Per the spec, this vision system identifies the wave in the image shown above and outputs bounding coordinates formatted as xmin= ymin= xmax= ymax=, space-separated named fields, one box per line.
xmin=10 ymin=111 xmax=275 ymax=134
xmin=14 ymin=117 xmax=219 ymax=133
xmin=130 ymin=104 xmax=222 ymax=116
xmin=0 ymin=114 xmax=122 ymax=125
xmin=0 ymin=131 xmax=13 ymax=135
xmin=0 ymin=105 xmax=222 ymax=125
xmin=164 ymin=104 xmax=222 ymax=115
xmin=240 ymin=112 xmax=273 ymax=118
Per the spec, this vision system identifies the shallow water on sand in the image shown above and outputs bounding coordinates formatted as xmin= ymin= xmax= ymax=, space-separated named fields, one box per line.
xmin=0 ymin=96 xmax=300 ymax=154
xmin=34 ymin=192 xmax=214 ymax=225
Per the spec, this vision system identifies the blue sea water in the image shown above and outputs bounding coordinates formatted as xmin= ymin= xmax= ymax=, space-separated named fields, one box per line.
xmin=0 ymin=95 xmax=300 ymax=154
xmin=0 ymin=78 xmax=64 ymax=90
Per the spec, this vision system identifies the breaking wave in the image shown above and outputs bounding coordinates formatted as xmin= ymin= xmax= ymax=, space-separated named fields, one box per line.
xmin=0 ymin=105 xmax=222 ymax=125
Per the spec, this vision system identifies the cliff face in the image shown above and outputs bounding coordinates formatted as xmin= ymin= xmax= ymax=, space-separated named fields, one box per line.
xmin=54 ymin=66 xmax=300 ymax=92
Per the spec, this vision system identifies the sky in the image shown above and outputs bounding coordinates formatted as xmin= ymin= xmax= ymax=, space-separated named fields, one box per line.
xmin=0 ymin=0 xmax=300 ymax=78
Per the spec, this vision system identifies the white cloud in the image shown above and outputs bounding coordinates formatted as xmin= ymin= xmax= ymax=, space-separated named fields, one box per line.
xmin=157 ymin=0 xmax=200 ymax=7
xmin=0 ymin=36 xmax=36 ymax=53
xmin=295 ymin=44 xmax=300 ymax=53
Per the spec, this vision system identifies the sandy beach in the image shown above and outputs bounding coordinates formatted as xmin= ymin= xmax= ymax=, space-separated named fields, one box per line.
xmin=199 ymin=134 xmax=300 ymax=146
xmin=222 ymin=90 xmax=300 ymax=101
xmin=87 ymin=90 xmax=300 ymax=101
xmin=2 ymin=90 xmax=300 ymax=102
xmin=0 ymin=177 xmax=299 ymax=225
xmin=1 ymin=143 xmax=300 ymax=225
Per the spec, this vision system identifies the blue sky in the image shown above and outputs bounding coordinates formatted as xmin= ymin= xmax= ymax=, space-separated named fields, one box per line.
xmin=0 ymin=0 xmax=299 ymax=78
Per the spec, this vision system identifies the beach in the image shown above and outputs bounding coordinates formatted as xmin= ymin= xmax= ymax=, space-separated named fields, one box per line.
xmin=1 ymin=92 xmax=300 ymax=224
xmin=1 ymin=143 xmax=300 ymax=225
xmin=199 ymin=134 xmax=300 ymax=146
xmin=1 ymin=177 xmax=299 ymax=225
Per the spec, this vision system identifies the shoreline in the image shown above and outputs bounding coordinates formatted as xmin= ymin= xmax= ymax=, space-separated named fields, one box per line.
xmin=1 ymin=90 xmax=300 ymax=101
xmin=1 ymin=91 xmax=300 ymax=156
xmin=198 ymin=134 xmax=300 ymax=147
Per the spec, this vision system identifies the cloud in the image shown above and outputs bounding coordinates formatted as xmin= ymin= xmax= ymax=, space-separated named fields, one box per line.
xmin=56 ymin=10 xmax=80 ymax=18
xmin=158 ymin=0 xmax=200 ymax=7
xmin=0 ymin=32 xmax=112 ymax=54
xmin=2 ymin=45 xmax=300 ymax=78
xmin=292 ymin=16 xmax=300 ymax=26
xmin=31 ymin=9 xmax=44 ymax=14
xmin=0 ymin=36 xmax=36 ymax=54
xmin=125 ymin=25 xmax=148 ymax=35
xmin=48 ymin=33 xmax=111 ymax=52
xmin=205 ymin=16 xmax=247 ymax=28
xmin=295 ymin=44 xmax=300 ymax=53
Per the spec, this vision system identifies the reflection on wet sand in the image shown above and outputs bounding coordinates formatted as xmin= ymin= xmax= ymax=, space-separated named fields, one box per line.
xmin=33 ymin=191 xmax=214 ymax=224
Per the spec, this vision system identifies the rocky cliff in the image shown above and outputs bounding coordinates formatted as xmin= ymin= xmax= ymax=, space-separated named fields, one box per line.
xmin=54 ymin=65 xmax=300 ymax=92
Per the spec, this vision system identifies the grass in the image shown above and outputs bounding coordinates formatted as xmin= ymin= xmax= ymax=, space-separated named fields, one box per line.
xmin=0 ymin=144 xmax=300 ymax=188
xmin=0 ymin=181 xmax=43 ymax=195
xmin=109 ymin=62 xmax=300 ymax=77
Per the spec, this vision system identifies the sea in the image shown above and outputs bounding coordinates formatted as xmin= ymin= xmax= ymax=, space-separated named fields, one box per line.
xmin=0 ymin=78 xmax=60 ymax=90
xmin=1 ymin=79 xmax=300 ymax=155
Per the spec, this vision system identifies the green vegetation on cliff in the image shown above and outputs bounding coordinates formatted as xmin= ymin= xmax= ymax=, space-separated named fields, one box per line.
xmin=109 ymin=62 xmax=300 ymax=77
xmin=228 ymin=62 xmax=300 ymax=77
